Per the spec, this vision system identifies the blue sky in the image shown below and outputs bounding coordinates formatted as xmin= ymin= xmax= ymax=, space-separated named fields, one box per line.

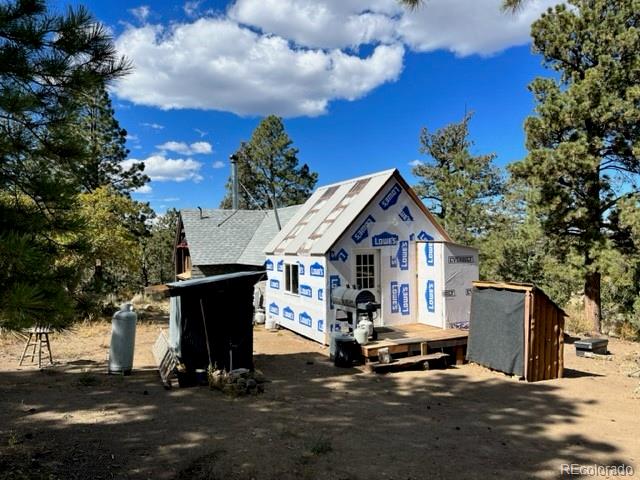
xmin=55 ymin=0 xmax=559 ymax=213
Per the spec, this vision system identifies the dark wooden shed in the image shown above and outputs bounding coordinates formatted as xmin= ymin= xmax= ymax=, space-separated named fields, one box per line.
xmin=166 ymin=271 xmax=265 ymax=373
xmin=467 ymin=281 xmax=565 ymax=382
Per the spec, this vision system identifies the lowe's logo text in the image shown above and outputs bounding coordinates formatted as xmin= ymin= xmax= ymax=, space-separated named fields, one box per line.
xmin=270 ymin=279 xmax=280 ymax=290
xmin=399 ymin=205 xmax=414 ymax=222
xmin=310 ymin=262 xmax=325 ymax=277
xmin=379 ymin=183 xmax=402 ymax=210
xmin=400 ymin=284 xmax=410 ymax=315
xmin=299 ymin=284 xmax=312 ymax=298
xmin=425 ymin=243 xmax=434 ymax=266
xmin=391 ymin=281 xmax=399 ymax=314
xmin=265 ymin=259 xmax=274 ymax=270
xmin=277 ymin=260 xmax=284 ymax=272
xmin=426 ymin=280 xmax=435 ymax=313
xmin=372 ymin=231 xmax=399 ymax=247
xmin=299 ymin=312 xmax=312 ymax=328
xmin=283 ymin=307 xmax=294 ymax=321
xmin=269 ymin=303 xmax=279 ymax=315
xmin=330 ymin=248 xmax=348 ymax=262
xmin=352 ymin=215 xmax=376 ymax=244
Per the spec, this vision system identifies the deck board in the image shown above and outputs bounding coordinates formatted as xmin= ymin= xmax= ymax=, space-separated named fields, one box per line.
xmin=362 ymin=323 xmax=468 ymax=360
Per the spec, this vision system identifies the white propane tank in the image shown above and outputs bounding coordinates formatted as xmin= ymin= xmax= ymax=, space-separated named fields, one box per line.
xmin=354 ymin=324 xmax=369 ymax=345
xmin=254 ymin=309 xmax=266 ymax=325
xmin=265 ymin=316 xmax=277 ymax=330
xmin=108 ymin=303 xmax=137 ymax=375
xmin=357 ymin=318 xmax=374 ymax=338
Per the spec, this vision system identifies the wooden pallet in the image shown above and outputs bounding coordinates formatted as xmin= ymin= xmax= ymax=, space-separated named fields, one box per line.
xmin=360 ymin=323 xmax=468 ymax=365
xmin=367 ymin=352 xmax=450 ymax=373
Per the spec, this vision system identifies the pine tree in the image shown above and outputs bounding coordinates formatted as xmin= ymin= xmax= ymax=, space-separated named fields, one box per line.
xmin=71 ymin=84 xmax=148 ymax=194
xmin=0 ymin=0 xmax=129 ymax=330
xmin=412 ymin=112 xmax=503 ymax=245
xmin=511 ymin=0 xmax=640 ymax=333
xmin=220 ymin=115 xmax=318 ymax=210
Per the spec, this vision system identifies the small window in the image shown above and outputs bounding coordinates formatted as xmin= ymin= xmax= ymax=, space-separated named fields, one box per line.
xmin=285 ymin=263 xmax=299 ymax=294
xmin=356 ymin=253 xmax=375 ymax=290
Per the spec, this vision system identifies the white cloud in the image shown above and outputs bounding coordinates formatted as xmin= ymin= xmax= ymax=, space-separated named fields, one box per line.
xmin=183 ymin=0 xmax=202 ymax=17
xmin=129 ymin=5 xmax=150 ymax=23
xmin=141 ymin=122 xmax=164 ymax=130
xmin=114 ymin=0 xmax=560 ymax=117
xmin=114 ymin=19 xmax=404 ymax=117
xmin=133 ymin=184 xmax=152 ymax=194
xmin=212 ymin=160 xmax=225 ymax=169
xmin=123 ymin=155 xmax=203 ymax=182
xmin=228 ymin=0 xmax=401 ymax=50
xmin=408 ymin=159 xmax=423 ymax=167
xmin=397 ymin=0 xmax=559 ymax=57
xmin=156 ymin=140 xmax=213 ymax=155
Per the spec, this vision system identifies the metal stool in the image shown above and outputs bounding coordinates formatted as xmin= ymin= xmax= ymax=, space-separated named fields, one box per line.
xmin=19 ymin=326 xmax=53 ymax=368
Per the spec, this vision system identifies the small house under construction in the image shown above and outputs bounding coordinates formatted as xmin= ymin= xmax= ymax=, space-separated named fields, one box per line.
xmin=263 ymin=169 xmax=479 ymax=353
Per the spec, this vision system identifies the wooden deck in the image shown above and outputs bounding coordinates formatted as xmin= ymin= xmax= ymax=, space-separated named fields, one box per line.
xmin=362 ymin=323 xmax=468 ymax=364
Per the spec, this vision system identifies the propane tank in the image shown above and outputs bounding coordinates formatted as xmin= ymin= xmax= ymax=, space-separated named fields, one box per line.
xmin=108 ymin=303 xmax=137 ymax=375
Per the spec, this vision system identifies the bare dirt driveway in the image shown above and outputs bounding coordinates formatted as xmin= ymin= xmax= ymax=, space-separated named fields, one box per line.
xmin=1 ymin=317 xmax=638 ymax=480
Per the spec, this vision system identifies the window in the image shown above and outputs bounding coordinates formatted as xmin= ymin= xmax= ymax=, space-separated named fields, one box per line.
xmin=285 ymin=263 xmax=299 ymax=294
xmin=356 ymin=253 xmax=376 ymax=290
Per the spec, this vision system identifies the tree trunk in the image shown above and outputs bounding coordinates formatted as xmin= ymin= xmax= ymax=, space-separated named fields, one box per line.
xmin=584 ymin=270 xmax=601 ymax=334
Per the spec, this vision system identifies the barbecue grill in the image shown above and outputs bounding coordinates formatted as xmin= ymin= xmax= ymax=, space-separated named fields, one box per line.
xmin=331 ymin=286 xmax=381 ymax=337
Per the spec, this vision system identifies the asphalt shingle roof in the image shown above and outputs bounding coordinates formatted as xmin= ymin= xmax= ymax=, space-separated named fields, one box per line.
xmin=181 ymin=205 xmax=301 ymax=267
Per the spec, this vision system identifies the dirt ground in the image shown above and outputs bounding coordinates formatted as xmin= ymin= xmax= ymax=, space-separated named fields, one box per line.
xmin=1 ymin=314 xmax=639 ymax=480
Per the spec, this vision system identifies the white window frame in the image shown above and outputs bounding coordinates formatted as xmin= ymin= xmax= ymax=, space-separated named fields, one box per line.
xmin=284 ymin=263 xmax=299 ymax=295
xmin=354 ymin=251 xmax=378 ymax=291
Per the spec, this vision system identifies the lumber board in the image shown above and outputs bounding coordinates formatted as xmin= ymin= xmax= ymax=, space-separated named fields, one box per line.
xmin=528 ymin=292 xmax=537 ymax=382
xmin=523 ymin=291 xmax=531 ymax=381
xmin=368 ymin=353 xmax=450 ymax=373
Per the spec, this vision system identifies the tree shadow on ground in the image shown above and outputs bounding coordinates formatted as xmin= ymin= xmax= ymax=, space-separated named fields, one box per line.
xmin=0 ymin=348 xmax=632 ymax=480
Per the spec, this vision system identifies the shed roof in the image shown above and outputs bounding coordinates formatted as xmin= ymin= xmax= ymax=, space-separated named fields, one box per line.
xmin=265 ymin=168 xmax=450 ymax=256
xmin=181 ymin=205 xmax=300 ymax=267
xmin=167 ymin=270 xmax=265 ymax=295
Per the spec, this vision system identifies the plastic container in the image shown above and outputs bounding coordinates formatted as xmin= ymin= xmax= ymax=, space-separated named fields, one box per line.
xmin=334 ymin=336 xmax=361 ymax=367
xmin=108 ymin=303 xmax=137 ymax=375
xmin=330 ymin=331 xmax=352 ymax=359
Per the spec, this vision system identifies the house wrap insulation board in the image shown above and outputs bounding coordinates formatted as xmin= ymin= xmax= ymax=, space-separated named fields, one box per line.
xmin=416 ymin=241 xmax=479 ymax=329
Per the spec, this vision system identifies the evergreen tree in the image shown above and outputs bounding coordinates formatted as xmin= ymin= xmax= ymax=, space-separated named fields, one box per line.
xmin=71 ymin=84 xmax=148 ymax=194
xmin=141 ymin=209 xmax=179 ymax=286
xmin=412 ymin=112 xmax=503 ymax=245
xmin=0 ymin=0 xmax=129 ymax=330
xmin=220 ymin=115 xmax=318 ymax=210
xmin=511 ymin=0 xmax=640 ymax=333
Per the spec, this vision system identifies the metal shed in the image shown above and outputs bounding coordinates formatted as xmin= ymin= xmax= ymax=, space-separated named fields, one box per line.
xmin=167 ymin=271 xmax=265 ymax=373
xmin=467 ymin=281 xmax=565 ymax=382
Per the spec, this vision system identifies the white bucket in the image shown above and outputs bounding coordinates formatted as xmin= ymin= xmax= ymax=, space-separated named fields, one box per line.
xmin=254 ymin=310 xmax=266 ymax=324
xmin=265 ymin=317 xmax=277 ymax=331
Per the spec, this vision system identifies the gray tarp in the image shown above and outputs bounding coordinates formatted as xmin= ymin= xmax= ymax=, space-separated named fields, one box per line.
xmin=467 ymin=288 xmax=525 ymax=377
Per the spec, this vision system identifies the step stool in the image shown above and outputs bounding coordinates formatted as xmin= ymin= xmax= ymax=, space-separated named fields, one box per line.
xmin=19 ymin=326 xmax=53 ymax=368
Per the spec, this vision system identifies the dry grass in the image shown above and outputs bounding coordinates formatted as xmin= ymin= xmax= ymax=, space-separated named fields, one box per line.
xmin=564 ymin=301 xmax=592 ymax=335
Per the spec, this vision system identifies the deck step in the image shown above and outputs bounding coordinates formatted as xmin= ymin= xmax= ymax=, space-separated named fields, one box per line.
xmin=367 ymin=352 xmax=450 ymax=373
